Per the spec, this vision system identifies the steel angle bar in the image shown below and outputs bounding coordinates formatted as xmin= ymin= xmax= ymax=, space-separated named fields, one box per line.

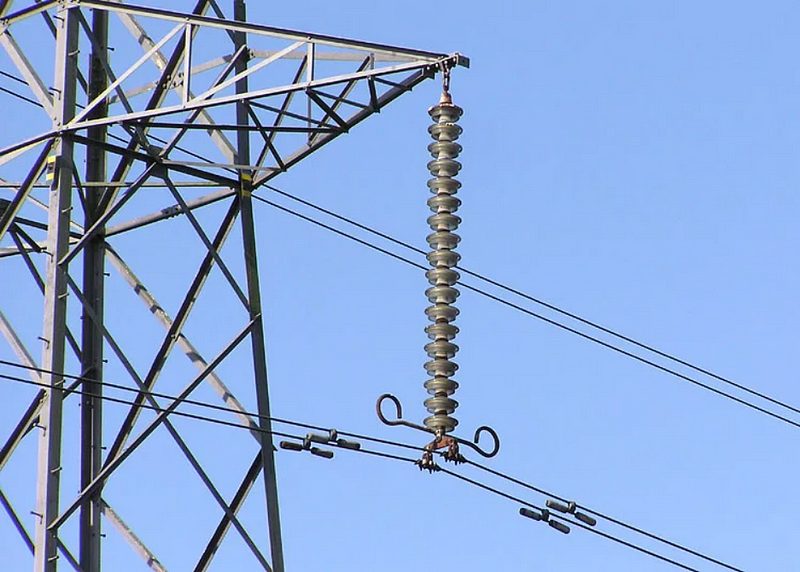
xmin=0 ymin=30 xmax=55 ymax=118
xmin=0 ymin=308 xmax=40 ymax=382
xmin=231 ymin=2 xmax=283 ymax=565
xmin=0 ymin=0 xmax=14 ymax=18
xmin=50 ymin=319 xmax=256 ymax=532
xmin=63 ymin=270 xmax=272 ymax=571
xmin=99 ymin=500 xmax=166 ymax=572
xmin=104 ymin=245 xmax=263 ymax=441
xmin=75 ymin=9 xmax=151 ymax=148
xmin=306 ymin=90 xmax=349 ymax=131
xmin=101 ymin=65 xmax=438 ymax=231
xmin=0 ymin=388 xmax=43 ymax=472
xmin=82 ymin=0 xmax=462 ymax=62
xmin=253 ymin=58 xmax=307 ymax=171
xmin=0 ymin=131 xmax=58 ymax=162
xmin=120 ymin=49 xmax=412 ymax=103
xmin=195 ymin=451 xmax=262 ymax=572
xmin=55 ymin=539 xmax=82 ymax=572
xmin=162 ymin=176 xmax=250 ymax=310
xmin=65 ymin=58 xmax=449 ymax=131
xmin=105 ymin=185 xmax=235 ymax=236
xmin=23 ymin=5 xmax=90 ymax=95
xmin=99 ymin=0 xmax=218 ymax=213
xmin=0 ymin=486 xmax=84 ymax=571
xmin=254 ymin=67 xmax=432 ymax=187
xmin=193 ymin=40 xmax=304 ymax=103
xmin=0 ymin=486 xmax=34 ymax=552
xmin=245 ymin=107 xmax=285 ymax=173
xmin=182 ymin=23 xmax=193 ymax=106
xmin=159 ymin=43 xmax=247 ymax=157
xmin=0 ymin=140 xmax=54 ymax=243
xmin=0 ymin=0 xmax=57 ymax=25
xmin=111 ymin=4 xmax=236 ymax=163
xmin=103 ymin=199 xmax=240 ymax=463
xmin=59 ymin=165 xmax=156 ymax=266
xmin=250 ymin=48 xmax=417 ymax=63
xmin=69 ymin=22 xmax=184 ymax=126
xmin=148 ymin=122 xmax=335 ymax=134
xmin=70 ymin=134 xmax=238 ymax=187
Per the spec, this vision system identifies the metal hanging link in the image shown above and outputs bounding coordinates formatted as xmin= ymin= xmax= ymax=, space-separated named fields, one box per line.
xmin=423 ymin=89 xmax=464 ymax=438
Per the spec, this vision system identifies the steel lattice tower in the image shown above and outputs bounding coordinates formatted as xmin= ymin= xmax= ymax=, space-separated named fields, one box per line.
xmin=0 ymin=1 xmax=466 ymax=569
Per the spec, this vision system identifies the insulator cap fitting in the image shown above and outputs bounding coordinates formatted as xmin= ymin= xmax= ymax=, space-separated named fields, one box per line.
xmin=425 ymin=285 xmax=459 ymax=305
xmin=424 ymin=359 xmax=459 ymax=379
xmin=428 ymin=122 xmax=463 ymax=142
xmin=427 ymin=178 xmax=462 ymax=197
xmin=424 ymin=376 xmax=459 ymax=395
xmin=428 ymin=141 xmax=462 ymax=159
xmin=425 ymin=322 xmax=459 ymax=340
xmin=427 ymin=158 xmax=462 ymax=178
xmin=427 ymin=212 xmax=461 ymax=232
xmin=425 ymin=304 xmax=459 ymax=323
xmin=424 ymin=412 xmax=458 ymax=433
xmin=425 ymin=267 xmax=459 ymax=286
xmin=424 ymin=340 xmax=459 ymax=359
xmin=426 ymin=231 xmax=460 ymax=251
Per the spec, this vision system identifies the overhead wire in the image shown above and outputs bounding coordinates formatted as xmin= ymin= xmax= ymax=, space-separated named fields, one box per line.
xmin=259 ymin=181 xmax=800 ymax=420
xmin=249 ymin=192 xmax=800 ymax=432
xmin=0 ymin=358 xmax=745 ymax=572
xmin=0 ymin=42 xmax=758 ymax=572
xmin=4 ymin=66 xmax=796 ymax=432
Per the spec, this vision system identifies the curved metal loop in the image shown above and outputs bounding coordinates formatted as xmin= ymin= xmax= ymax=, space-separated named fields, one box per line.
xmin=453 ymin=425 xmax=500 ymax=458
xmin=376 ymin=394 xmax=430 ymax=433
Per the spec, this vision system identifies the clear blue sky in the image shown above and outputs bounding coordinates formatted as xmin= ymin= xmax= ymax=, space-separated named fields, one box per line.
xmin=1 ymin=1 xmax=799 ymax=570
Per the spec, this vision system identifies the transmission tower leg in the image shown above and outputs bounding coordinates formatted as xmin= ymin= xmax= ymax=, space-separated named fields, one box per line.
xmin=233 ymin=2 xmax=285 ymax=571
xmin=33 ymin=4 xmax=79 ymax=572
xmin=79 ymin=8 xmax=108 ymax=572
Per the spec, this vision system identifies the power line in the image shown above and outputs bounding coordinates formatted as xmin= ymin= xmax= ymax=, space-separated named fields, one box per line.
xmin=250 ymin=192 xmax=800 ymax=432
xmin=0 ymin=357 xmax=428 ymax=454
xmin=460 ymin=458 xmax=743 ymax=572
xmin=4 ymin=64 xmax=797 ymax=432
xmin=0 ymin=359 xmax=745 ymax=572
xmin=434 ymin=465 xmax=703 ymax=572
xmin=259 ymin=182 xmax=800 ymax=421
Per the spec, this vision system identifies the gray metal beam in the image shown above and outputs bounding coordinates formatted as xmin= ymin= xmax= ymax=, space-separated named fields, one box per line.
xmin=33 ymin=2 xmax=79 ymax=569
xmin=0 ymin=141 xmax=54 ymax=245
xmin=64 ymin=270 xmax=272 ymax=571
xmin=0 ymin=485 xmax=34 ymax=553
xmin=99 ymin=500 xmax=166 ymax=572
xmin=111 ymin=3 xmax=236 ymax=162
xmin=233 ymin=2 xmax=284 ymax=569
xmin=0 ymin=29 xmax=56 ymax=118
xmin=98 ymin=0 xmax=215 ymax=215
xmin=65 ymin=58 xmax=449 ymax=132
xmin=81 ymin=0 xmax=463 ymax=62
xmin=51 ymin=319 xmax=255 ymax=532
xmin=104 ymin=245 xmax=263 ymax=441
xmin=195 ymin=452 xmax=263 ymax=572
xmin=103 ymin=198 xmax=240 ymax=463
xmin=79 ymin=6 xmax=109 ymax=570
xmin=162 ymin=176 xmax=250 ymax=310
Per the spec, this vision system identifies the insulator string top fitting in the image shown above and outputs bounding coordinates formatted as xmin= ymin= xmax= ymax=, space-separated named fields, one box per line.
xmin=423 ymin=89 xmax=464 ymax=437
